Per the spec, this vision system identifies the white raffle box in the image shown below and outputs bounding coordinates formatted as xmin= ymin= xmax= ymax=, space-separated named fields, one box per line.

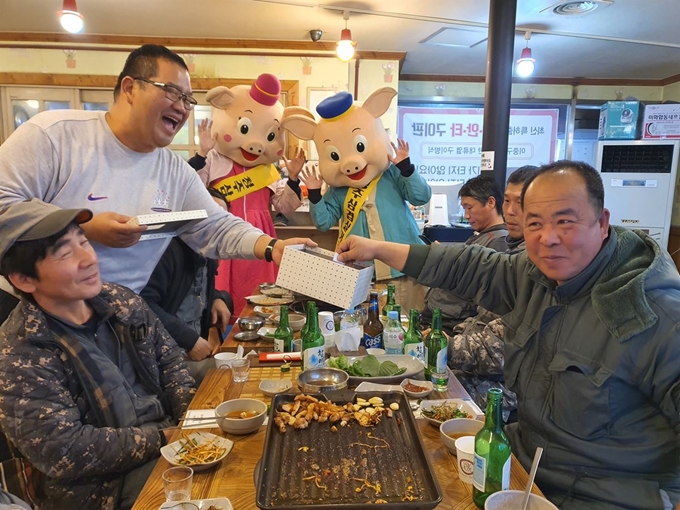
xmin=642 ymin=104 xmax=680 ymax=139
xmin=276 ymin=245 xmax=374 ymax=310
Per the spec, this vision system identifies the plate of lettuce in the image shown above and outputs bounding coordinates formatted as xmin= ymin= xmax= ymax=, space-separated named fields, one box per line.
xmin=326 ymin=354 xmax=424 ymax=384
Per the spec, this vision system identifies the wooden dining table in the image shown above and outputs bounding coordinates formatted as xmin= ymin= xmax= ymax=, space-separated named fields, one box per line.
xmin=132 ymin=360 xmax=544 ymax=510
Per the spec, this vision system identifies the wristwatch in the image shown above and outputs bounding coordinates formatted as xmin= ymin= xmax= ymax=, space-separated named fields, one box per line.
xmin=264 ymin=239 xmax=278 ymax=263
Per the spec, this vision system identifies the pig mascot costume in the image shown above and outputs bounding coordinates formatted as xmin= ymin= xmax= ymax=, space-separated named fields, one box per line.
xmin=197 ymin=74 xmax=305 ymax=317
xmin=282 ymin=88 xmax=431 ymax=311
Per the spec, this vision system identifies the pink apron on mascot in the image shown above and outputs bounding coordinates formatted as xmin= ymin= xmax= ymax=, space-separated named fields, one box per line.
xmin=282 ymin=88 xmax=432 ymax=312
xmin=199 ymin=74 xmax=303 ymax=318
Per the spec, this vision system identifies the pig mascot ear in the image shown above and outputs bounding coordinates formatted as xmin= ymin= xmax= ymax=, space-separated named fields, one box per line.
xmin=282 ymin=106 xmax=315 ymax=120
xmin=206 ymin=86 xmax=236 ymax=109
xmin=281 ymin=113 xmax=318 ymax=141
xmin=361 ymin=87 xmax=397 ymax=119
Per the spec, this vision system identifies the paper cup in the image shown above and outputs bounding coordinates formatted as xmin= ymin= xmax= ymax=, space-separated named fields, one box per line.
xmin=484 ymin=490 xmax=559 ymax=510
xmin=318 ymin=312 xmax=335 ymax=335
xmin=215 ymin=352 xmax=237 ymax=369
xmin=455 ymin=436 xmax=475 ymax=484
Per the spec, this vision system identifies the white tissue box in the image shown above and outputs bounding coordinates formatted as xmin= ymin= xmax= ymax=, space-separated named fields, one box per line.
xmin=276 ymin=245 xmax=374 ymax=310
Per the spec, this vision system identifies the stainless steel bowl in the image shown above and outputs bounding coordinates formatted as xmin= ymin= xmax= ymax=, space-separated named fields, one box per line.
xmin=259 ymin=282 xmax=277 ymax=293
xmin=297 ymin=367 xmax=349 ymax=393
xmin=237 ymin=316 xmax=265 ymax=332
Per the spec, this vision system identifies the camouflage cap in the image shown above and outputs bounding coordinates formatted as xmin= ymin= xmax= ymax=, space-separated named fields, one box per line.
xmin=0 ymin=199 xmax=93 ymax=262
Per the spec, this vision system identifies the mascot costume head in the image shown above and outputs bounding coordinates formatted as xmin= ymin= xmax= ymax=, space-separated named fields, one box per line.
xmin=206 ymin=73 xmax=308 ymax=167
xmin=281 ymin=88 xmax=397 ymax=188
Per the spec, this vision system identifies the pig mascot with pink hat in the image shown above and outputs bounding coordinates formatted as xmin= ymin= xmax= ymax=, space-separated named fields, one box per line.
xmin=196 ymin=74 xmax=307 ymax=317
xmin=282 ymin=88 xmax=431 ymax=311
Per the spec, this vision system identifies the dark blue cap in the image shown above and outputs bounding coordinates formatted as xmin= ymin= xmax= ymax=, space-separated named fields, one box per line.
xmin=316 ymin=91 xmax=354 ymax=120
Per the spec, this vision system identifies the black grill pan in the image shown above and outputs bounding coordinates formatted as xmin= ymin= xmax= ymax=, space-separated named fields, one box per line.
xmin=256 ymin=391 xmax=442 ymax=510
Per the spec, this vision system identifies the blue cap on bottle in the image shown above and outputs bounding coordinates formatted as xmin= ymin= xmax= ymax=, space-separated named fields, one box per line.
xmin=387 ymin=311 xmax=399 ymax=320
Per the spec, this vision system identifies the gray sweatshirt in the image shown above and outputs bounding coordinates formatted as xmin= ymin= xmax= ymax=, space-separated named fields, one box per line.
xmin=0 ymin=110 xmax=262 ymax=292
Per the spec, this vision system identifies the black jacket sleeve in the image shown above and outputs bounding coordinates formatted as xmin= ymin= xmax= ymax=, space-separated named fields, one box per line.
xmin=140 ymin=250 xmax=200 ymax=352
xmin=187 ymin=153 xmax=207 ymax=171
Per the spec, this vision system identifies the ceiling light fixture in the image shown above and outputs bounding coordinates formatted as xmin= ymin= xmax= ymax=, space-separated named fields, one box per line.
xmin=59 ymin=0 xmax=84 ymax=34
xmin=516 ymin=31 xmax=535 ymax=77
xmin=336 ymin=11 xmax=356 ymax=61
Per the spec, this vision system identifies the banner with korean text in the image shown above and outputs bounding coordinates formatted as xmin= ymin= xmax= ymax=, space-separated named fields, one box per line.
xmin=397 ymin=107 xmax=559 ymax=182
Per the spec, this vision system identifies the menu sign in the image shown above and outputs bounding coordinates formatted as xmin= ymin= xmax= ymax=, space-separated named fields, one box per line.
xmin=397 ymin=107 xmax=559 ymax=182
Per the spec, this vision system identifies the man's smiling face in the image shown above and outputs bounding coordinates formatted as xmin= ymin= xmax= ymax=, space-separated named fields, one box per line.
xmin=131 ymin=58 xmax=192 ymax=151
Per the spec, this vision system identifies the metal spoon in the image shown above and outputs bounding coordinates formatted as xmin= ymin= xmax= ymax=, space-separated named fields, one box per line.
xmin=521 ymin=446 xmax=544 ymax=510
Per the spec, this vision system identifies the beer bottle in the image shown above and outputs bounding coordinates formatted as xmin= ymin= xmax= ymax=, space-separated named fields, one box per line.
xmin=382 ymin=283 xmax=397 ymax=317
xmin=362 ymin=291 xmax=384 ymax=350
xmin=472 ymin=388 xmax=511 ymax=507
xmin=301 ymin=304 xmax=325 ymax=370
xmin=273 ymin=305 xmax=293 ymax=353
xmin=425 ymin=308 xmax=448 ymax=391
xmin=404 ymin=309 xmax=425 ymax=365
xmin=383 ymin=311 xmax=405 ymax=354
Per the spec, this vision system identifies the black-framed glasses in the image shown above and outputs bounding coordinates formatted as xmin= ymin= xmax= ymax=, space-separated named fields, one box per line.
xmin=132 ymin=77 xmax=198 ymax=110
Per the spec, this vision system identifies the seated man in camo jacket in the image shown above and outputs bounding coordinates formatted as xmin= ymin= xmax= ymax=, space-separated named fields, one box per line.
xmin=447 ymin=166 xmax=538 ymax=422
xmin=0 ymin=199 xmax=195 ymax=510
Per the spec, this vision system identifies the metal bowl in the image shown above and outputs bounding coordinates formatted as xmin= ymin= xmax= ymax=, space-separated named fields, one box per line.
xmin=237 ymin=316 xmax=265 ymax=332
xmin=297 ymin=367 xmax=349 ymax=393
xmin=259 ymin=282 xmax=278 ymax=293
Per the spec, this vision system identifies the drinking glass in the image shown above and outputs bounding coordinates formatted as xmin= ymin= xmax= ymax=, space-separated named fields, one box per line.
xmin=231 ymin=358 xmax=251 ymax=382
xmin=162 ymin=466 xmax=193 ymax=501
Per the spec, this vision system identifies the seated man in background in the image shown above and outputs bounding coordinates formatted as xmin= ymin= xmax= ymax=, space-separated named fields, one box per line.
xmin=141 ymin=237 xmax=233 ymax=383
xmin=448 ymin=166 xmax=538 ymax=423
xmin=0 ymin=200 xmax=195 ymax=510
xmin=422 ymin=175 xmax=508 ymax=331
xmin=336 ymin=161 xmax=680 ymax=510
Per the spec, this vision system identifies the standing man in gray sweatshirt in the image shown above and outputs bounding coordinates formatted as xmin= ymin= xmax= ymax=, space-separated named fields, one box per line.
xmin=0 ymin=44 xmax=312 ymax=310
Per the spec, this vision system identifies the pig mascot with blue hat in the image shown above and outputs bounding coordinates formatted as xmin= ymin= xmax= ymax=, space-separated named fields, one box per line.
xmin=282 ymin=88 xmax=431 ymax=312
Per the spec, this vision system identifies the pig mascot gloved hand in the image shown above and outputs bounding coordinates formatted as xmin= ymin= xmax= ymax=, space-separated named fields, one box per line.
xmin=190 ymin=74 xmax=308 ymax=317
xmin=282 ymin=88 xmax=431 ymax=312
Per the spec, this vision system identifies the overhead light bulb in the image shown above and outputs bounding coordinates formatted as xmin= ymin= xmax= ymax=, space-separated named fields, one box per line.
xmin=59 ymin=0 xmax=84 ymax=34
xmin=336 ymin=11 xmax=356 ymax=61
xmin=516 ymin=47 xmax=535 ymax=77
xmin=337 ymin=29 xmax=355 ymax=61
xmin=516 ymin=31 xmax=535 ymax=77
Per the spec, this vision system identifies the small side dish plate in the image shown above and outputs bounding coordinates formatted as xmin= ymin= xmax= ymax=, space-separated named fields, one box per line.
xmin=160 ymin=432 xmax=233 ymax=472
xmin=400 ymin=378 xmax=434 ymax=398
xmin=159 ymin=497 xmax=233 ymax=510
xmin=259 ymin=379 xmax=293 ymax=397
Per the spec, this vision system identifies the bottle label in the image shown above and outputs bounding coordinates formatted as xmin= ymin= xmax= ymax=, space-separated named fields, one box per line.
xmin=384 ymin=328 xmax=403 ymax=355
xmin=436 ymin=347 xmax=447 ymax=373
xmin=363 ymin=333 xmax=383 ymax=350
xmin=274 ymin=338 xmax=284 ymax=353
xmin=473 ymin=454 xmax=487 ymax=492
xmin=501 ymin=456 xmax=511 ymax=490
xmin=303 ymin=346 xmax=325 ymax=369
xmin=406 ymin=342 xmax=425 ymax=365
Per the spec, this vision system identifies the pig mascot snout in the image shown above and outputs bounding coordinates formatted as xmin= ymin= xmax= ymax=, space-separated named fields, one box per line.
xmin=282 ymin=88 xmax=431 ymax=313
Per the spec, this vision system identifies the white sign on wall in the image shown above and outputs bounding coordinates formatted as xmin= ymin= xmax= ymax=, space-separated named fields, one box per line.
xmin=397 ymin=107 xmax=559 ymax=182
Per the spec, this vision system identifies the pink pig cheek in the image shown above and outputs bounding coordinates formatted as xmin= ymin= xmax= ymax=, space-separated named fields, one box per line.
xmin=276 ymin=149 xmax=283 ymax=156
xmin=223 ymin=133 xmax=232 ymax=143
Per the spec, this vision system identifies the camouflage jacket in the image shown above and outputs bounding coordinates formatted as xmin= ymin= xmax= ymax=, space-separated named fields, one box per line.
xmin=0 ymin=283 xmax=195 ymax=510
xmin=448 ymin=308 xmax=517 ymax=421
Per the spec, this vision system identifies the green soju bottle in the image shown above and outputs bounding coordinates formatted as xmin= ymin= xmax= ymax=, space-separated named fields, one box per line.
xmin=424 ymin=308 xmax=448 ymax=391
xmin=274 ymin=306 xmax=293 ymax=353
xmin=300 ymin=301 xmax=316 ymax=340
xmin=472 ymin=388 xmax=511 ymax=508
xmin=404 ymin=309 xmax=425 ymax=365
xmin=301 ymin=305 xmax=325 ymax=370
xmin=382 ymin=283 xmax=397 ymax=317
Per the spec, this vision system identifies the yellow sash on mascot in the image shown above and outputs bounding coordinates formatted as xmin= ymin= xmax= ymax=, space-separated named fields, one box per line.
xmin=210 ymin=164 xmax=280 ymax=202
xmin=336 ymin=177 xmax=380 ymax=248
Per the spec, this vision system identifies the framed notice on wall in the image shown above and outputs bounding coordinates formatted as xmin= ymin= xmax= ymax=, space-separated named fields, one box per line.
xmin=397 ymin=106 xmax=559 ymax=183
xmin=306 ymin=87 xmax=336 ymax=161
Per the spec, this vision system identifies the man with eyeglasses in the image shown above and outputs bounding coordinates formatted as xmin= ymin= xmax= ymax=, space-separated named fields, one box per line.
xmin=0 ymin=44 xmax=313 ymax=321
